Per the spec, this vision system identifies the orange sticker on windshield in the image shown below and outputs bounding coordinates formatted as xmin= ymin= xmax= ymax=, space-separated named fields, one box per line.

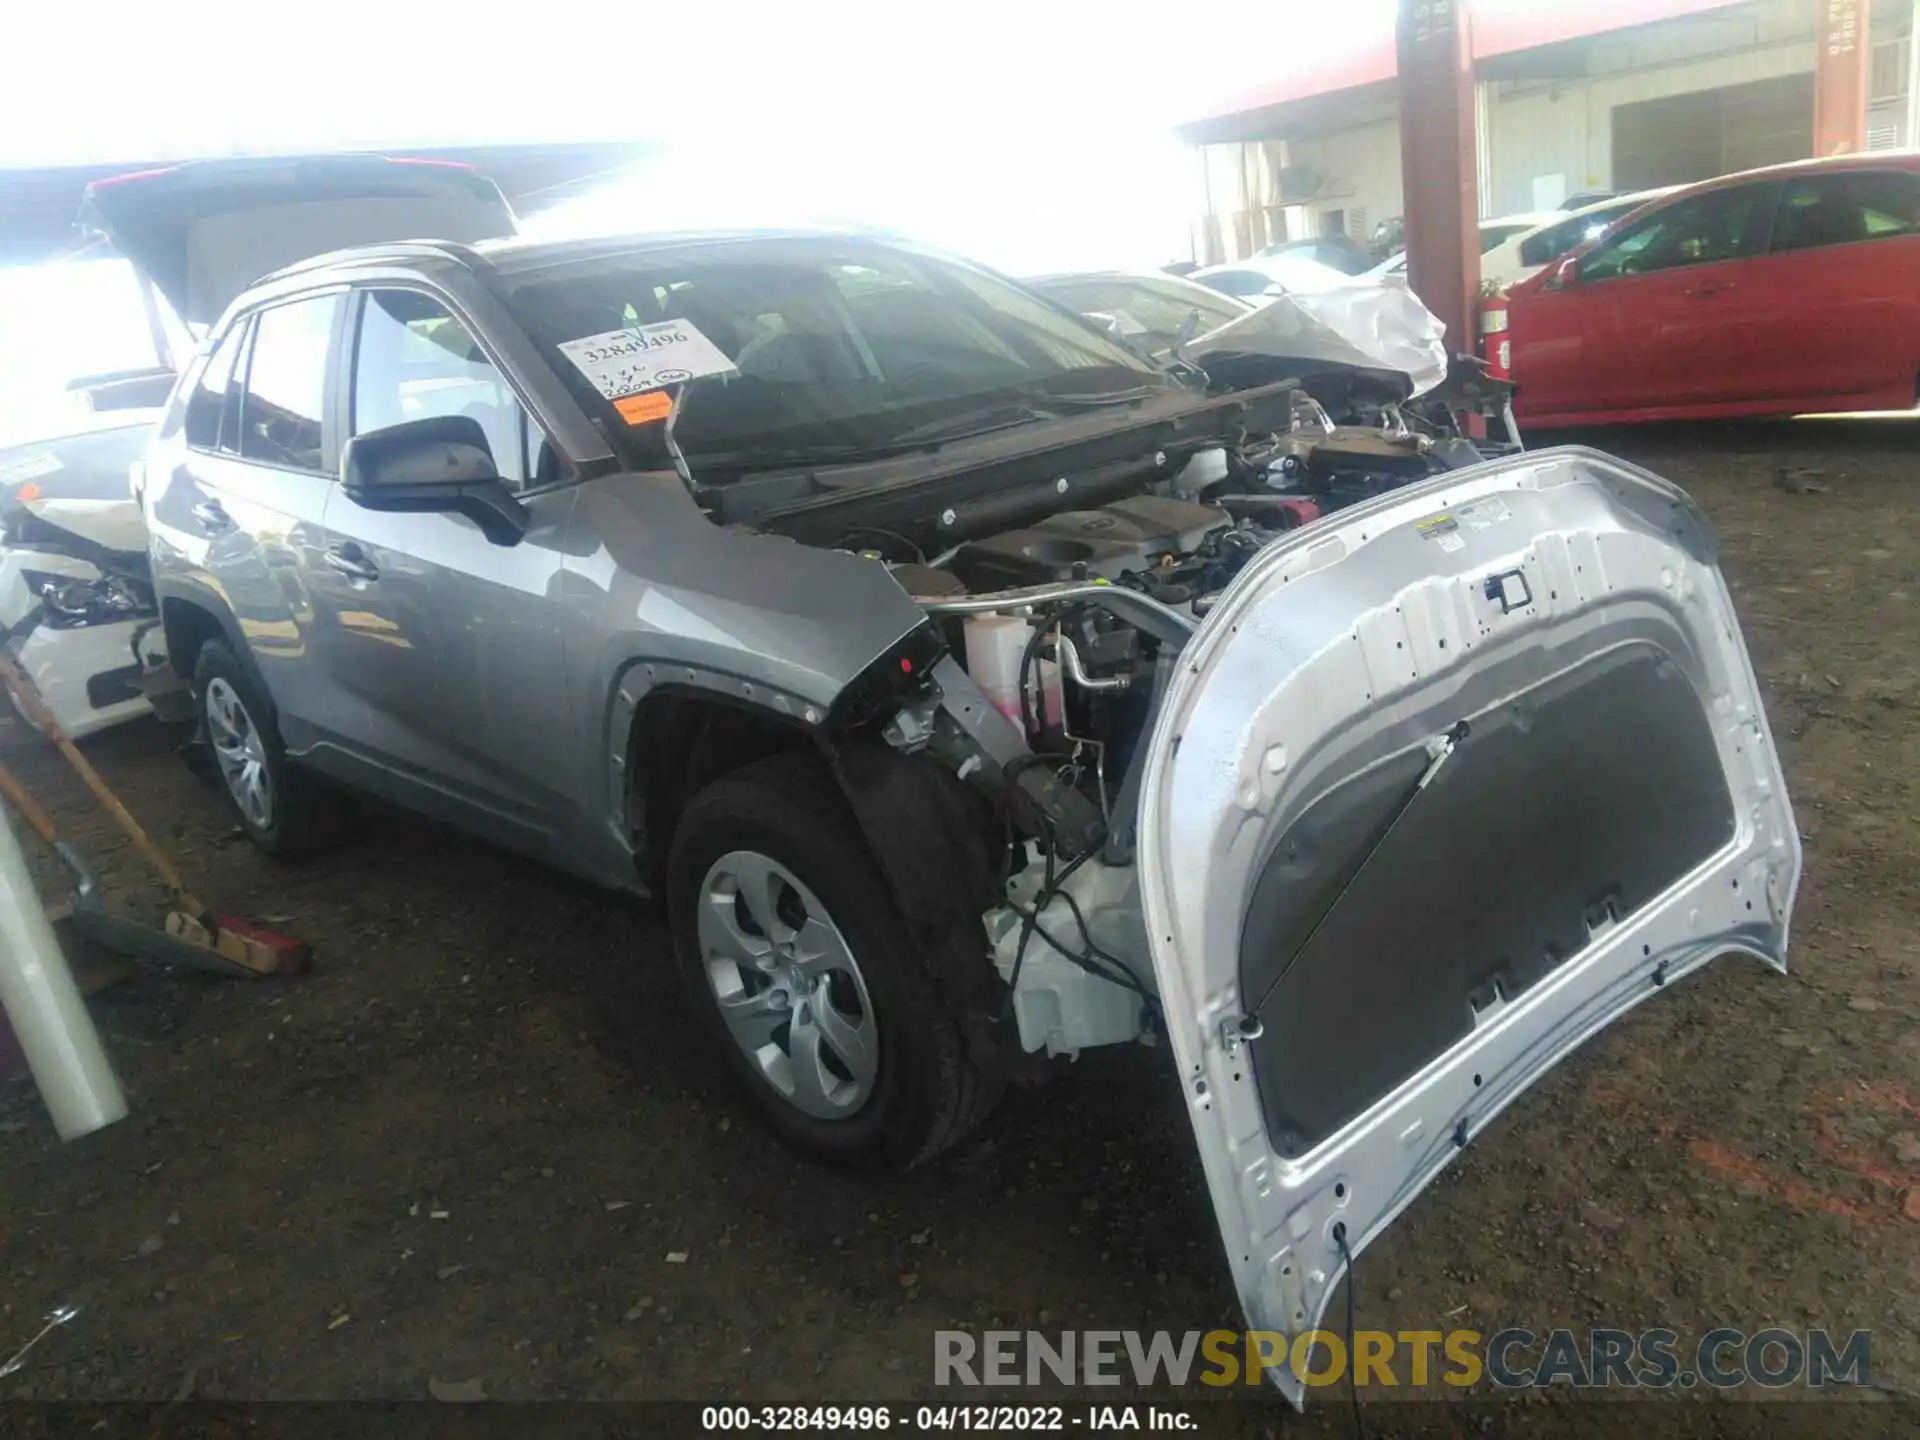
xmin=15 ymin=484 xmax=42 ymax=502
xmin=614 ymin=391 xmax=673 ymax=425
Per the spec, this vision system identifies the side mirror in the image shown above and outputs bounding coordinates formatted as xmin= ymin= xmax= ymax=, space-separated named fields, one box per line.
xmin=340 ymin=414 xmax=528 ymax=546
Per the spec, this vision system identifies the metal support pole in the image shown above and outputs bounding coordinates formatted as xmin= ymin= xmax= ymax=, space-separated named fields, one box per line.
xmin=1905 ymin=0 xmax=1920 ymax=149
xmin=1397 ymin=0 xmax=1481 ymax=362
xmin=0 ymin=804 xmax=126 ymax=1141
xmin=1814 ymin=0 xmax=1871 ymax=157
xmin=1474 ymin=80 xmax=1496 ymax=220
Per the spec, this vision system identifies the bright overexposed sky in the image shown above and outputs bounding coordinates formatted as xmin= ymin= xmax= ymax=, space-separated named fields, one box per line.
xmin=0 ymin=0 xmax=1605 ymax=428
xmin=3 ymin=0 xmax=1415 ymax=165
xmin=0 ymin=0 xmax=1444 ymax=273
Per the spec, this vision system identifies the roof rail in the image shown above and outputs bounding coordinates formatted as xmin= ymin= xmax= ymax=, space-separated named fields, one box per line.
xmin=257 ymin=238 xmax=494 ymax=287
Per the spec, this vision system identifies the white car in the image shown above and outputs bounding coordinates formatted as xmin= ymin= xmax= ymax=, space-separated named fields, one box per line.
xmin=0 ymin=253 xmax=189 ymax=737
xmin=1360 ymin=211 xmax=1568 ymax=284
xmin=1477 ymin=187 xmax=1679 ymax=289
xmin=1189 ymin=251 xmax=1355 ymax=301
xmin=1 ymin=407 xmax=170 ymax=737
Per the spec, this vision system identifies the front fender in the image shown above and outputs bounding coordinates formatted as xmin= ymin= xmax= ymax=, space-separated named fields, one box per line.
xmin=555 ymin=470 xmax=932 ymax=866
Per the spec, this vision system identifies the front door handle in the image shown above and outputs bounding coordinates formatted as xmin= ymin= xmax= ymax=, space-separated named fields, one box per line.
xmin=191 ymin=499 xmax=231 ymax=533
xmin=1690 ymin=279 xmax=1734 ymax=298
xmin=325 ymin=543 xmax=379 ymax=583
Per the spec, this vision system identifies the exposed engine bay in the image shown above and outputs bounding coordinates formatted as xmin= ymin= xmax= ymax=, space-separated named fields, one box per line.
xmin=871 ymin=420 xmax=1492 ymax=607
xmin=716 ymin=322 xmax=1523 ymax=1066
xmin=828 ymin=398 xmax=1508 ymax=1066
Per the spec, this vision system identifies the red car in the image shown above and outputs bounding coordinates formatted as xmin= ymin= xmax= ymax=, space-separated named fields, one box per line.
xmin=1507 ymin=153 xmax=1920 ymax=425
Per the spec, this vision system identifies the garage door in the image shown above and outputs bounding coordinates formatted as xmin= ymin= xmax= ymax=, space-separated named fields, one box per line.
xmin=1612 ymin=73 xmax=1813 ymax=191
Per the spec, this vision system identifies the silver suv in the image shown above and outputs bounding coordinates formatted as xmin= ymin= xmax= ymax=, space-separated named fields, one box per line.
xmin=106 ymin=167 xmax=1799 ymax=1403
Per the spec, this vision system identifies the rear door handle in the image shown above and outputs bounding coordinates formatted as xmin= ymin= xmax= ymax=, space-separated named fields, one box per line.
xmin=325 ymin=542 xmax=379 ymax=583
xmin=191 ymin=499 xmax=231 ymax=533
xmin=1690 ymin=280 xmax=1734 ymax=297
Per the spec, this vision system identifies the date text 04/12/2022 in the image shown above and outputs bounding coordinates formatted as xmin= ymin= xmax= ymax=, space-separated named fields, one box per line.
xmin=700 ymin=1404 xmax=1196 ymax=1432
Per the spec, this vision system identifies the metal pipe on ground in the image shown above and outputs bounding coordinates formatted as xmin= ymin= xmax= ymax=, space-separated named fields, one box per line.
xmin=0 ymin=803 xmax=126 ymax=1141
xmin=0 ymin=652 xmax=309 ymax=977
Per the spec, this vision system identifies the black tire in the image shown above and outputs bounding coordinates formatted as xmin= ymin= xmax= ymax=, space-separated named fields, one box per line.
xmin=666 ymin=752 xmax=998 ymax=1169
xmin=192 ymin=640 xmax=350 ymax=860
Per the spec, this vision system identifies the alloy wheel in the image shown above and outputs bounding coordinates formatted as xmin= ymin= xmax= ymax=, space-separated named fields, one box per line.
xmin=204 ymin=677 xmax=273 ymax=830
xmin=696 ymin=849 xmax=879 ymax=1119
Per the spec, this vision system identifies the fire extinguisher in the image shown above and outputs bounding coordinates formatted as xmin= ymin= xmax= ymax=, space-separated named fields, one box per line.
xmin=1477 ymin=289 xmax=1511 ymax=382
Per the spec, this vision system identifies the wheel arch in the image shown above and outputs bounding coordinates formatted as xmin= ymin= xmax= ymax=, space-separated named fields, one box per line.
xmin=621 ymin=684 xmax=820 ymax=896
xmin=159 ymin=590 xmax=273 ymax=712
xmin=619 ymin=675 xmax=1017 ymax=1117
xmin=608 ymin=621 xmax=947 ymax=894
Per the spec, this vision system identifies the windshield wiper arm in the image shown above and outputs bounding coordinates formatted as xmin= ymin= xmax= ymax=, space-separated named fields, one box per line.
xmin=883 ymin=401 xmax=1061 ymax=448
xmin=885 ymin=385 xmax=1166 ymax=448
xmin=683 ymin=384 xmax=1179 ymax=483
xmin=1026 ymin=383 xmax=1168 ymax=409
xmin=688 ymin=442 xmax=892 ymax=476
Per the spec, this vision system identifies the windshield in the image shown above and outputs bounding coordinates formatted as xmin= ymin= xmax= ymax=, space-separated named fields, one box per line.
xmin=1520 ymin=203 xmax=1639 ymax=267
xmin=504 ymin=238 xmax=1173 ymax=479
xmin=1374 ymin=222 xmax=1530 ymax=273
xmin=1033 ymin=276 xmax=1244 ymax=352
xmin=1479 ymin=222 xmax=1537 ymax=251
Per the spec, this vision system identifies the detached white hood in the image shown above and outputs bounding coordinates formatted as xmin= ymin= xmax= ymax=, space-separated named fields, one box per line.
xmin=0 ymin=416 xmax=156 ymax=555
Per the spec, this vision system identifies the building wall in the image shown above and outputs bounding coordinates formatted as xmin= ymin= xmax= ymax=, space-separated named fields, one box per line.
xmin=1282 ymin=120 xmax=1404 ymax=242
xmin=1189 ymin=1 xmax=1914 ymax=254
xmin=1235 ymin=10 xmax=1826 ymax=231
xmin=1190 ymin=138 xmax=1304 ymax=263
xmin=1487 ymin=36 xmax=1818 ymax=211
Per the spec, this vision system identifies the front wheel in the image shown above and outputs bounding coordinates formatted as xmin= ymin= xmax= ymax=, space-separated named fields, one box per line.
xmin=666 ymin=753 xmax=998 ymax=1169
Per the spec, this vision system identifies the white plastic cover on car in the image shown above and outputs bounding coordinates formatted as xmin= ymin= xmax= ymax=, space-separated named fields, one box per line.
xmin=16 ymin=495 xmax=148 ymax=555
xmin=0 ymin=418 xmax=158 ymax=555
xmin=1287 ymin=283 xmax=1448 ymax=397
xmin=1191 ymin=283 xmax=1449 ymax=399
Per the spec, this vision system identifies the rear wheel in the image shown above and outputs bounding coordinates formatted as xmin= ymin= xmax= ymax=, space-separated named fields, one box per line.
xmin=192 ymin=641 xmax=349 ymax=859
xmin=666 ymin=753 xmax=997 ymax=1168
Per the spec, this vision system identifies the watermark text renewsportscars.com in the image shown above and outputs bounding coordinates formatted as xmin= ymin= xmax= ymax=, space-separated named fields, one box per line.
xmin=935 ymin=1327 xmax=1872 ymax=1390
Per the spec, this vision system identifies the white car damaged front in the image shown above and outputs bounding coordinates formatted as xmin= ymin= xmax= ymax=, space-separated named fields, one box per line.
xmin=1125 ymin=446 xmax=1798 ymax=1403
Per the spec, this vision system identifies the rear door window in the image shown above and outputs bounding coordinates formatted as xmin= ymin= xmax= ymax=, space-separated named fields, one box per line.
xmin=1479 ymin=222 xmax=1536 ymax=252
xmin=1770 ymin=170 xmax=1920 ymax=252
xmin=238 ymin=294 xmax=341 ymax=471
xmin=184 ymin=323 xmax=249 ymax=452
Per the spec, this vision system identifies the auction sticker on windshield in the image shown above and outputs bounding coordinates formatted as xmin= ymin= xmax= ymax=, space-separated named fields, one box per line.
xmin=614 ymin=391 xmax=675 ymax=425
xmin=558 ymin=320 xmax=737 ymax=403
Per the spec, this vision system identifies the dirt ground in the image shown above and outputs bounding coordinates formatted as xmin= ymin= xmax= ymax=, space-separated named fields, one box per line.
xmin=0 ymin=421 xmax=1914 ymax=1430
